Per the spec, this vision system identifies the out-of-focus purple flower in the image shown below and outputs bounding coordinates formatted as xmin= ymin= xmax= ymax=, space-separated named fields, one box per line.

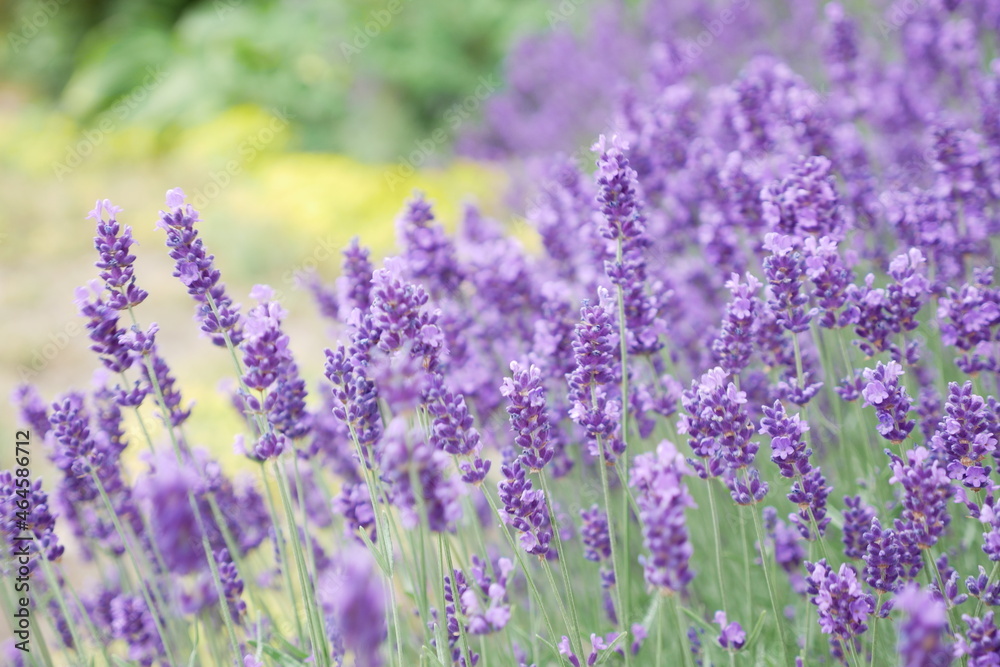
xmin=136 ymin=449 xmax=205 ymax=574
xmin=712 ymin=272 xmax=762 ymax=375
xmin=379 ymin=417 xmax=462 ymax=533
xmin=763 ymin=506 xmax=807 ymax=594
xmin=319 ymin=546 xmax=386 ymax=667
xmin=89 ymin=199 xmax=148 ymax=310
xmin=443 ymin=555 xmax=513 ymax=664
xmin=979 ymin=502 xmax=1000 ymax=562
xmin=157 ymin=188 xmax=243 ymax=347
xmin=338 ymin=237 xmax=375 ymax=317
xmin=396 ymin=192 xmax=462 ymax=297
xmin=12 ymin=385 xmax=50 ymax=439
xmin=713 ymin=611 xmax=746 ymax=650
xmin=762 ymin=233 xmax=814 ymax=333
xmin=806 ymin=559 xmax=875 ymax=642
xmin=631 ymin=441 xmax=695 ymax=594
xmin=802 ymin=235 xmax=854 ymax=328
xmin=862 ymin=360 xmax=915 ymax=443
xmin=938 ymin=269 xmax=1000 ymax=375
xmin=931 ymin=381 xmax=998 ymax=489
xmin=896 ymin=583 xmax=953 ymax=667
xmin=109 ymin=594 xmax=165 ymax=665
xmin=761 ymin=156 xmax=844 ymax=239
xmin=888 ymin=447 xmax=955 ymax=550
xmin=954 ymin=610 xmax=1000 ymax=667
xmin=842 ymin=495 xmax=875 ymax=560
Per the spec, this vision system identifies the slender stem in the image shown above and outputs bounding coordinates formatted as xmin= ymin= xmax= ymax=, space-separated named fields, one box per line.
xmin=745 ymin=499 xmax=790 ymax=666
xmin=36 ymin=556 xmax=89 ymax=663
xmin=261 ymin=471 xmax=305 ymax=645
xmin=706 ymin=479 xmax=730 ymax=616
xmin=670 ymin=595 xmax=694 ymax=667
xmin=538 ymin=473 xmax=585 ymax=660
xmin=592 ymin=405 xmax=628 ymax=640
xmin=614 ymin=240 xmax=634 ymax=660
xmin=870 ymin=593 xmax=884 ymax=667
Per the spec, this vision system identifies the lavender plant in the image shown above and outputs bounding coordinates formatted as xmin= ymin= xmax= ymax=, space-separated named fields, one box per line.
xmin=6 ymin=1 xmax=1000 ymax=666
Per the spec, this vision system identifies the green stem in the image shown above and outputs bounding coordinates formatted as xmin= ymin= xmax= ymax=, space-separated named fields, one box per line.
xmin=706 ymin=479 xmax=730 ymax=618
xmin=745 ymin=499 xmax=789 ymax=666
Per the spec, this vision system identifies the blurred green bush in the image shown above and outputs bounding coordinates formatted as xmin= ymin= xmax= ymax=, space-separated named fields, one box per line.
xmin=0 ymin=0 xmax=562 ymax=160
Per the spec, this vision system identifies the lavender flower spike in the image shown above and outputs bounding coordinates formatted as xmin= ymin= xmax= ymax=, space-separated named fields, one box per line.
xmin=713 ymin=611 xmax=746 ymax=650
xmin=501 ymin=361 xmax=555 ymax=472
xmin=157 ymin=188 xmax=243 ymax=347
xmin=895 ymin=584 xmax=952 ymax=667
xmin=631 ymin=440 xmax=696 ymax=594
xmin=89 ymin=199 xmax=148 ymax=310
xmin=861 ymin=360 xmax=915 ymax=443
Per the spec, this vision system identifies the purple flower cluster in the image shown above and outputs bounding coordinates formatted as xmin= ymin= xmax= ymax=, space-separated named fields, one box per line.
xmin=895 ymin=584 xmax=953 ymax=667
xmin=861 ymin=360 xmax=915 ymax=443
xmin=567 ymin=295 xmax=624 ymax=463
xmin=806 ymin=559 xmax=875 ymax=643
xmin=759 ymin=400 xmax=829 ymax=539
xmin=931 ymin=381 xmax=998 ymax=489
xmin=157 ymin=189 xmax=243 ymax=347
xmin=443 ymin=555 xmax=513 ymax=665
xmin=631 ymin=441 xmax=695 ymax=594
xmin=679 ymin=368 xmax=768 ymax=505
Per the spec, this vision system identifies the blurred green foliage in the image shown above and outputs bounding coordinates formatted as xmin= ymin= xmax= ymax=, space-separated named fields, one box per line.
xmin=0 ymin=0 xmax=557 ymax=160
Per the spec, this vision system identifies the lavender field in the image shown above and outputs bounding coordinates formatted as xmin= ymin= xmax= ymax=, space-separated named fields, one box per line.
xmin=4 ymin=0 xmax=1000 ymax=665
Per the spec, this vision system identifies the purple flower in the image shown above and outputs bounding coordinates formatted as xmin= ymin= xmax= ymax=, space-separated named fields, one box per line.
xmin=896 ymin=583 xmax=953 ymax=667
xmin=712 ymin=272 xmax=762 ymax=375
xmin=318 ymin=546 xmax=386 ymax=667
xmin=762 ymin=233 xmax=814 ymax=333
xmin=841 ymin=495 xmax=875 ymax=560
xmin=157 ymin=188 xmax=243 ymax=347
xmin=0 ymin=472 xmax=63 ymax=571
xmin=214 ymin=548 xmax=246 ymax=623
xmin=396 ymin=192 xmax=462 ymax=296
xmin=567 ymin=294 xmax=624 ymax=462
xmin=713 ymin=611 xmax=746 ymax=650
xmin=862 ymin=361 xmax=915 ymax=443
xmin=802 ymin=235 xmax=854 ymax=328
xmin=955 ymin=611 xmax=1000 ymax=667
xmin=593 ymin=134 xmax=663 ymax=355
xmin=806 ymin=559 xmax=875 ymax=642
xmin=497 ymin=458 xmax=552 ymax=557
xmin=501 ymin=361 xmax=555 ymax=472
xmin=761 ymin=155 xmax=844 ymax=239
xmin=631 ymin=441 xmax=695 ymax=594
xmin=379 ymin=417 xmax=462 ymax=533
xmin=966 ymin=565 xmax=1000 ymax=607
xmin=89 ymin=199 xmax=148 ymax=310
xmin=862 ymin=517 xmax=918 ymax=596
xmin=888 ymin=447 xmax=954 ymax=550
xmin=931 ymin=381 xmax=998 ymax=489
xmin=443 ymin=555 xmax=513 ymax=664
xmin=239 ymin=287 xmax=311 ymax=458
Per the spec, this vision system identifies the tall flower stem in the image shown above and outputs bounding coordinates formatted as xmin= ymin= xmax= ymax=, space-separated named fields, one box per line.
xmin=593 ymin=428 xmax=627 ymax=645
xmin=538 ymin=473 xmax=585 ymax=660
xmin=743 ymin=492 xmax=789 ymax=666
xmin=615 ymin=238 xmax=634 ymax=644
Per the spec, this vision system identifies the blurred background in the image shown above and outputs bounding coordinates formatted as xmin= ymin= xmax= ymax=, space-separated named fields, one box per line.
xmin=0 ymin=0 xmax=607 ymax=463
